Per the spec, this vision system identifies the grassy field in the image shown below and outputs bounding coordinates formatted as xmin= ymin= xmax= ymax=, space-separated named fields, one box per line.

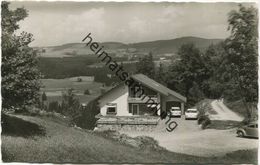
xmin=1 ymin=114 xmax=257 ymax=164
xmin=40 ymin=78 xmax=107 ymax=104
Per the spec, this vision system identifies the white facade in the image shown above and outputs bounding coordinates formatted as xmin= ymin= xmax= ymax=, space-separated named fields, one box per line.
xmin=98 ymin=76 xmax=186 ymax=117
xmin=99 ymin=85 xmax=132 ymax=116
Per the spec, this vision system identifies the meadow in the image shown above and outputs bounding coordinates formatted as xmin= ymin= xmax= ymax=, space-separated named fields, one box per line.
xmin=40 ymin=77 xmax=105 ymax=104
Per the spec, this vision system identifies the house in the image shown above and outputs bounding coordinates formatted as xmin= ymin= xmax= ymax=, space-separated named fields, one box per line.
xmin=95 ymin=74 xmax=186 ymax=131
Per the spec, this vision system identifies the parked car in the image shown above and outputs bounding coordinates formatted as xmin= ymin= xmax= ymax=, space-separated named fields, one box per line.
xmin=169 ymin=107 xmax=181 ymax=117
xmin=185 ymin=109 xmax=198 ymax=120
xmin=237 ymin=122 xmax=258 ymax=138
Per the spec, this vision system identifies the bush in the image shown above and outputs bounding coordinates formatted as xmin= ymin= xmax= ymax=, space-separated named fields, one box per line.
xmin=84 ymin=89 xmax=90 ymax=95
xmin=77 ymin=77 xmax=82 ymax=82
xmin=198 ymin=115 xmax=211 ymax=129
xmin=75 ymin=98 xmax=99 ymax=130
xmin=201 ymin=118 xmax=211 ymax=129
xmin=198 ymin=115 xmax=208 ymax=125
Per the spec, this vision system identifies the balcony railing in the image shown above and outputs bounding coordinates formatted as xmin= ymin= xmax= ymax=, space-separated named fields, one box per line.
xmin=128 ymin=96 xmax=158 ymax=103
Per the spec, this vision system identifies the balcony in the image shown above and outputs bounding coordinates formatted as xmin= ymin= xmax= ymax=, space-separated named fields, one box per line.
xmin=128 ymin=95 xmax=158 ymax=103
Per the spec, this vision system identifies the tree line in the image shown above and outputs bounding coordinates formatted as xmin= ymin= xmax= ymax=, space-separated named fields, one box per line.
xmin=2 ymin=2 xmax=257 ymax=126
xmin=136 ymin=5 xmax=258 ymax=121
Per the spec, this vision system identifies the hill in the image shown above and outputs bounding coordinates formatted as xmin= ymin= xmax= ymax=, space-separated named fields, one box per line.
xmin=36 ymin=36 xmax=223 ymax=57
xmin=1 ymin=114 xmax=203 ymax=163
xmin=129 ymin=36 xmax=223 ymax=54
xmin=2 ymin=114 xmax=257 ymax=163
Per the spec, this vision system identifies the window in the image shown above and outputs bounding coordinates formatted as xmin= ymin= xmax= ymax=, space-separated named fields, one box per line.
xmin=106 ymin=103 xmax=117 ymax=115
xmin=248 ymin=124 xmax=256 ymax=128
xmin=129 ymin=104 xmax=139 ymax=115
xmin=130 ymin=85 xmax=143 ymax=98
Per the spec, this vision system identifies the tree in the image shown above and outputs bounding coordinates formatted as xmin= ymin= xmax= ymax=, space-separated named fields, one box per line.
xmin=41 ymin=92 xmax=47 ymax=110
xmin=61 ymin=89 xmax=81 ymax=125
xmin=167 ymin=44 xmax=208 ymax=104
xmin=201 ymin=43 xmax=226 ymax=98
xmin=136 ymin=52 xmax=155 ymax=78
xmin=224 ymin=5 xmax=258 ymax=119
xmin=2 ymin=2 xmax=41 ymax=111
xmin=155 ymin=62 xmax=166 ymax=84
xmin=42 ymin=92 xmax=47 ymax=102
xmin=48 ymin=101 xmax=59 ymax=112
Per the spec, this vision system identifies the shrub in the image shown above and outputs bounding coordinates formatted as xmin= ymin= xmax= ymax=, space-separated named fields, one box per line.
xmin=77 ymin=77 xmax=82 ymax=82
xmin=84 ymin=89 xmax=90 ymax=95
xmin=75 ymin=98 xmax=99 ymax=130
xmin=198 ymin=115 xmax=211 ymax=129
xmin=198 ymin=115 xmax=208 ymax=125
xmin=201 ymin=118 xmax=211 ymax=129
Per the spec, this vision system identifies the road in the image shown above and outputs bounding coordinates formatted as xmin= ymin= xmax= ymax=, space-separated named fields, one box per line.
xmin=210 ymin=100 xmax=244 ymax=121
xmin=121 ymin=100 xmax=258 ymax=157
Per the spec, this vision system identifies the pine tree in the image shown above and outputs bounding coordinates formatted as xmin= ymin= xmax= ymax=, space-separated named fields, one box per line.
xmin=136 ymin=52 xmax=155 ymax=78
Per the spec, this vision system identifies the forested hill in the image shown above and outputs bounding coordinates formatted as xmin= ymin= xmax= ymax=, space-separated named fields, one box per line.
xmin=128 ymin=37 xmax=223 ymax=54
xmin=36 ymin=36 xmax=223 ymax=57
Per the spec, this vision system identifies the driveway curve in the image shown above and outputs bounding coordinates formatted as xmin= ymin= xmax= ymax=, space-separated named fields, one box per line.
xmin=121 ymin=100 xmax=257 ymax=157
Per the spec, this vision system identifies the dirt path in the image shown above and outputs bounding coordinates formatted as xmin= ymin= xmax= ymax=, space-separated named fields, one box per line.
xmin=210 ymin=100 xmax=243 ymax=121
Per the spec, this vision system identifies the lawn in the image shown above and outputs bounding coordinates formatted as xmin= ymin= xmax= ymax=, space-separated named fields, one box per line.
xmin=1 ymin=114 xmax=257 ymax=164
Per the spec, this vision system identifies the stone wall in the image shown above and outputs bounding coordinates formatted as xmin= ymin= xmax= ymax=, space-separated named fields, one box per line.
xmin=96 ymin=116 xmax=159 ymax=131
xmin=97 ymin=123 xmax=157 ymax=131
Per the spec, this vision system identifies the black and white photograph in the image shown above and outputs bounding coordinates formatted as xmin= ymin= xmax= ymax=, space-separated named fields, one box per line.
xmin=1 ymin=0 xmax=258 ymax=164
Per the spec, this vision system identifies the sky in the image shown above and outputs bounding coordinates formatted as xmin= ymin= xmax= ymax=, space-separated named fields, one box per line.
xmin=10 ymin=1 xmax=256 ymax=47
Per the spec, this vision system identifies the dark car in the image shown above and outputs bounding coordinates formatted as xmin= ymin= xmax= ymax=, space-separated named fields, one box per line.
xmin=237 ymin=122 xmax=258 ymax=138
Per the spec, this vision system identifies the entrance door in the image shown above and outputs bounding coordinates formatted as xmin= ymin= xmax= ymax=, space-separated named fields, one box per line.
xmin=132 ymin=104 xmax=139 ymax=115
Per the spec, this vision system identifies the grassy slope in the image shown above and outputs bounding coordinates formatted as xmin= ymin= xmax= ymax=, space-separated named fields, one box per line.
xmin=225 ymin=99 xmax=258 ymax=120
xmin=1 ymin=114 xmax=257 ymax=164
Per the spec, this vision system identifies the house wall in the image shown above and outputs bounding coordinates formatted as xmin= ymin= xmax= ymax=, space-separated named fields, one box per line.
xmin=99 ymin=85 xmax=132 ymax=116
xmin=99 ymin=84 xmax=185 ymax=116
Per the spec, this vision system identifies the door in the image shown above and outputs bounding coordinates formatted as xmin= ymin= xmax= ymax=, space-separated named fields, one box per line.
xmin=246 ymin=124 xmax=257 ymax=137
xmin=132 ymin=104 xmax=139 ymax=115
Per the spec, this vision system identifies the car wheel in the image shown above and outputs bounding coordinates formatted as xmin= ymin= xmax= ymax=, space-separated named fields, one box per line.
xmin=237 ymin=131 xmax=244 ymax=137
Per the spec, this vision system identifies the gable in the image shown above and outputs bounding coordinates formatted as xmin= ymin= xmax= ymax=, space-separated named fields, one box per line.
xmin=131 ymin=74 xmax=186 ymax=102
xmin=98 ymin=84 xmax=128 ymax=107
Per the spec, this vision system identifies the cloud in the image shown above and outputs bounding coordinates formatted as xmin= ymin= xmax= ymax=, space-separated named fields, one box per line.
xmin=18 ymin=7 xmax=106 ymax=46
xmin=12 ymin=2 xmax=252 ymax=46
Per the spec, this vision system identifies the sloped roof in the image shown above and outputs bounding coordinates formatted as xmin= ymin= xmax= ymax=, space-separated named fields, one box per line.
xmin=131 ymin=74 xmax=187 ymax=102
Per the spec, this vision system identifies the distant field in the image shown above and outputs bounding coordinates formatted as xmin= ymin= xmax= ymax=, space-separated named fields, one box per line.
xmin=40 ymin=78 xmax=106 ymax=104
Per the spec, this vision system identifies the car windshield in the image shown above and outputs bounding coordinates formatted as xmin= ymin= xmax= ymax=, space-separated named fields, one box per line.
xmin=187 ymin=110 xmax=197 ymax=113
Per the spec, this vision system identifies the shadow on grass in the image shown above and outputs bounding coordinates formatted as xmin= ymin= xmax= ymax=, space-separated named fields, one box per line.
xmin=207 ymin=120 xmax=242 ymax=130
xmin=1 ymin=113 xmax=46 ymax=138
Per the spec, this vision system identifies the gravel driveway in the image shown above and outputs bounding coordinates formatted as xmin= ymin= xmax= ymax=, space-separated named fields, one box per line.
xmin=121 ymin=100 xmax=258 ymax=157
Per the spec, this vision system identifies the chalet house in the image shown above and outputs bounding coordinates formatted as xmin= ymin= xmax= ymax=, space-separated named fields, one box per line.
xmin=95 ymin=74 xmax=186 ymax=131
